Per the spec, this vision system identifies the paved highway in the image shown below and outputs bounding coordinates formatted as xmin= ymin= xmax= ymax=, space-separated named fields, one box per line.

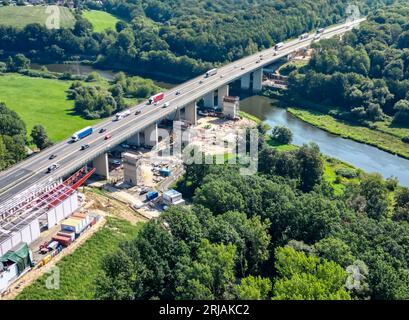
xmin=0 ymin=18 xmax=365 ymax=205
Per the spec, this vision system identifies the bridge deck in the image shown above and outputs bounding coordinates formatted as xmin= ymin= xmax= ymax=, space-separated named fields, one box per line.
xmin=0 ymin=19 xmax=365 ymax=206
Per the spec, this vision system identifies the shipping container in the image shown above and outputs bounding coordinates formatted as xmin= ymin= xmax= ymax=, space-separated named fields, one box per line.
xmin=90 ymin=217 xmax=97 ymax=226
xmin=70 ymin=216 xmax=86 ymax=233
xmin=61 ymin=218 xmax=83 ymax=234
xmin=146 ymin=191 xmax=159 ymax=201
xmin=52 ymin=235 xmax=72 ymax=247
xmin=57 ymin=231 xmax=75 ymax=242
xmin=159 ymin=168 xmax=171 ymax=177
xmin=72 ymin=212 xmax=87 ymax=219
xmin=73 ymin=212 xmax=92 ymax=226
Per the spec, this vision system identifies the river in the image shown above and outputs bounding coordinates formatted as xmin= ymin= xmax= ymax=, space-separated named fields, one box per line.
xmin=240 ymin=96 xmax=409 ymax=187
xmin=29 ymin=63 xmax=409 ymax=186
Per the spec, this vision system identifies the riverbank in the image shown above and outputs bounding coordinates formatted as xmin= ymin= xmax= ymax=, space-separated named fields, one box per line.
xmin=239 ymin=111 xmax=262 ymax=124
xmin=287 ymin=107 xmax=409 ymax=159
xmin=240 ymin=95 xmax=409 ymax=186
xmin=239 ymin=109 xmax=360 ymax=194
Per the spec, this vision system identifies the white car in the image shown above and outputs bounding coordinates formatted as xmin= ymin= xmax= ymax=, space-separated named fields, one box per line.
xmin=163 ymin=102 xmax=170 ymax=108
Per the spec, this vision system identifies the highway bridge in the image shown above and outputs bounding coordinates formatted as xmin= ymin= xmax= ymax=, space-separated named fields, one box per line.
xmin=0 ymin=18 xmax=365 ymax=209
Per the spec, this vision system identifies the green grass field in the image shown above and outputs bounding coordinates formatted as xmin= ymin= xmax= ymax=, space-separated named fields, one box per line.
xmin=16 ymin=217 xmax=141 ymax=300
xmin=0 ymin=5 xmax=75 ymax=28
xmin=323 ymin=157 xmax=360 ymax=195
xmin=82 ymin=10 xmax=120 ymax=32
xmin=0 ymin=73 xmax=101 ymax=142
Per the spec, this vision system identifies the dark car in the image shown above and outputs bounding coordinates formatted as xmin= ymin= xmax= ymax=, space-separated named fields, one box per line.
xmin=47 ymin=163 xmax=59 ymax=173
xmin=175 ymin=91 xmax=181 ymax=95
xmin=49 ymin=154 xmax=57 ymax=160
xmin=81 ymin=144 xmax=90 ymax=151
xmin=99 ymin=128 xmax=106 ymax=134
xmin=135 ymin=110 xmax=141 ymax=115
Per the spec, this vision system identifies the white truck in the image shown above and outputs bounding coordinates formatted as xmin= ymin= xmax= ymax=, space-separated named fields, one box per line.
xmin=115 ymin=110 xmax=131 ymax=121
xmin=299 ymin=33 xmax=309 ymax=40
xmin=205 ymin=68 xmax=218 ymax=77
xmin=274 ymin=42 xmax=284 ymax=50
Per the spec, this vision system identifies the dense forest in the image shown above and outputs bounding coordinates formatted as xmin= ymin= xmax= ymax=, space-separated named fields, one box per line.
xmin=287 ymin=4 xmax=409 ymax=127
xmin=95 ymin=125 xmax=409 ymax=300
xmin=0 ymin=102 xmax=27 ymax=170
xmin=0 ymin=0 xmax=403 ymax=79
xmin=0 ymin=102 xmax=54 ymax=167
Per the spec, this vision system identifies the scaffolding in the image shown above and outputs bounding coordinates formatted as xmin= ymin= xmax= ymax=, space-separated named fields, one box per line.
xmin=0 ymin=167 xmax=96 ymax=247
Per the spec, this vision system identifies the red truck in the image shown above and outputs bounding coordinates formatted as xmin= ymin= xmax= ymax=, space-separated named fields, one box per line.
xmin=148 ymin=92 xmax=165 ymax=105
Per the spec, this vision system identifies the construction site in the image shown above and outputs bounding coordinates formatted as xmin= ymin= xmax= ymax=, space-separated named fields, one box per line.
xmin=0 ymin=96 xmax=256 ymax=298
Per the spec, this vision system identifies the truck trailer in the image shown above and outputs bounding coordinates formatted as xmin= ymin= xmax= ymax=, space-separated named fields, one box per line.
xmin=115 ymin=110 xmax=131 ymax=121
xmin=148 ymin=92 xmax=165 ymax=105
xmin=71 ymin=126 xmax=93 ymax=142
xmin=274 ymin=42 xmax=284 ymax=50
xmin=205 ymin=68 xmax=218 ymax=77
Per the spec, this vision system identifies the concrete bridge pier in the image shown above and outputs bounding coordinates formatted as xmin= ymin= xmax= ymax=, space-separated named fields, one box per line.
xmin=203 ymin=92 xmax=215 ymax=109
xmin=175 ymin=108 xmax=181 ymax=121
xmin=184 ymin=102 xmax=197 ymax=125
xmin=127 ymin=132 xmax=141 ymax=147
xmin=93 ymin=152 xmax=109 ymax=179
xmin=217 ymin=85 xmax=229 ymax=108
xmin=144 ymin=123 xmax=158 ymax=147
xmin=241 ymin=73 xmax=251 ymax=90
xmin=253 ymin=68 xmax=263 ymax=92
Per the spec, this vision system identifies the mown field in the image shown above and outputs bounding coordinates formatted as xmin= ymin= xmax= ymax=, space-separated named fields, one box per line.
xmin=0 ymin=73 xmax=101 ymax=142
xmin=287 ymin=107 xmax=409 ymax=159
xmin=82 ymin=10 xmax=121 ymax=32
xmin=16 ymin=217 xmax=141 ymax=300
xmin=0 ymin=6 xmax=75 ymax=28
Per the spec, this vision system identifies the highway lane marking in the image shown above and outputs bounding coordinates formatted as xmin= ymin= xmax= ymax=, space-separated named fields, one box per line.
xmin=7 ymin=22 xmax=360 ymax=183
xmin=0 ymin=20 xmax=364 ymax=196
xmin=0 ymin=171 xmax=40 ymax=199
xmin=1 ymin=20 xmax=357 ymax=181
